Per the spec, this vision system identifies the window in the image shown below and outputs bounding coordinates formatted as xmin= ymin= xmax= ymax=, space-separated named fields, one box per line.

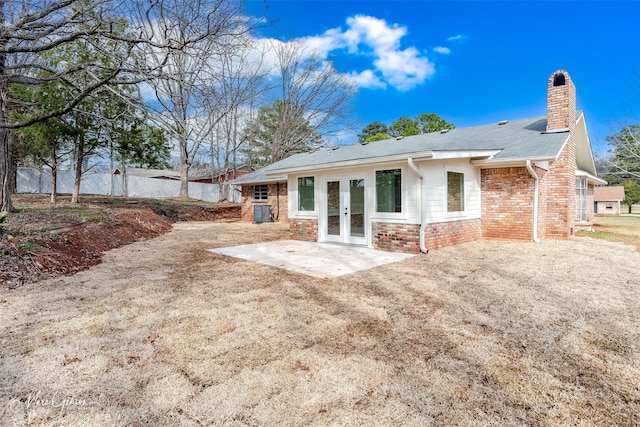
xmin=376 ymin=169 xmax=402 ymax=213
xmin=447 ymin=171 xmax=464 ymax=212
xmin=575 ymin=177 xmax=588 ymax=222
xmin=298 ymin=176 xmax=315 ymax=211
xmin=605 ymin=203 xmax=613 ymax=211
xmin=252 ymin=185 xmax=268 ymax=200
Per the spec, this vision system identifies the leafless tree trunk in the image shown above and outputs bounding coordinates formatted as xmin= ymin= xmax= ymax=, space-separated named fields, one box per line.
xmin=50 ymin=153 xmax=57 ymax=204
xmin=71 ymin=133 xmax=85 ymax=204
xmin=121 ymin=157 xmax=127 ymax=197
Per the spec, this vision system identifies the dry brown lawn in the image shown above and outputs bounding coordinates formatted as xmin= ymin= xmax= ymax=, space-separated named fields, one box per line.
xmin=1 ymin=222 xmax=639 ymax=426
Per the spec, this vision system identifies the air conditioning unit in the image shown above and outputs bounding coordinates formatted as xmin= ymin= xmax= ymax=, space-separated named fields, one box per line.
xmin=254 ymin=204 xmax=272 ymax=223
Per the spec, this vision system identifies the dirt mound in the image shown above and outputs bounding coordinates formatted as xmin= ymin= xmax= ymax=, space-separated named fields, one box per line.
xmin=1 ymin=209 xmax=171 ymax=288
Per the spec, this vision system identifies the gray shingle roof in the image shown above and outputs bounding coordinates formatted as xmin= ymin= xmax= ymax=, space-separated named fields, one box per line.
xmin=230 ymin=162 xmax=286 ymax=185
xmin=231 ymin=114 xmax=573 ymax=185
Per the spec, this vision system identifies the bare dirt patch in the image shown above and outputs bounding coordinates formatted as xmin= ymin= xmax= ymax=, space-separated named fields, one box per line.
xmin=1 ymin=195 xmax=240 ymax=288
xmin=1 ymin=223 xmax=638 ymax=426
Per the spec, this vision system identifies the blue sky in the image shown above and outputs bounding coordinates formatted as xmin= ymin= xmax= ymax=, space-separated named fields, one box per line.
xmin=245 ymin=0 xmax=640 ymax=155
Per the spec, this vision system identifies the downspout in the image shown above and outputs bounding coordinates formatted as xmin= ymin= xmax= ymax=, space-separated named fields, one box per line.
xmin=275 ymin=182 xmax=280 ymax=221
xmin=525 ymin=160 xmax=541 ymax=243
xmin=407 ymin=157 xmax=429 ymax=253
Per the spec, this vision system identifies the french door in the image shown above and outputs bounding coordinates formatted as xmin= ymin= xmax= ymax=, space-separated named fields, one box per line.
xmin=323 ymin=176 xmax=367 ymax=245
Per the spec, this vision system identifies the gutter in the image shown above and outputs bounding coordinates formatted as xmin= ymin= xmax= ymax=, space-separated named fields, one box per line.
xmin=525 ymin=160 xmax=541 ymax=243
xmin=266 ymin=153 xmax=434 ymax=175
xmin=407 ymin=157 xmax=429 ymax=254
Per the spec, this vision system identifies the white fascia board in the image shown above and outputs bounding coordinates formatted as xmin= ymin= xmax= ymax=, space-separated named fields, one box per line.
xmin=575 ymin=113 xmax=599 ymax=176
xmin=471 ymin=156 xmax=556 ymax=168
xmin=230 ymin=176 xmax=287 ymax=186
xmin=576 ymin=169 xmax=607 ymax=185
xmin=429 ymin=150 xmax=502 ymax=160
xmin=265 ymin=152 xmax=434 ymax=175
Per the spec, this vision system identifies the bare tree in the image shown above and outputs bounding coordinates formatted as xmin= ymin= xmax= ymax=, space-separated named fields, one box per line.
xmin=138 ymin=0 xmax=259 ymax=198
xmin=204 ymin=38 xmax=269 ymax=200
xmin=243 ymin=41 xmax=358 ymax=166
xmin=600 ymin=70 xmax=640 ymax=184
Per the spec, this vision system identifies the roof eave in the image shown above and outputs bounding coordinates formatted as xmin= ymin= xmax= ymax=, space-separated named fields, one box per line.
xmin=229 ymin=175 xmax=287 ymax=186
xmin=471 ymin=156 xmax=556 ymax=168
xmin=266 ymin=152 xmax=435 ymax=175
xmin=576 ymin=169 xmax=607 ymax=185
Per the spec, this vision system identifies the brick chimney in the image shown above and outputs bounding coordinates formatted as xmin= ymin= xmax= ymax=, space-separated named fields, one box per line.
xmin=546 ymin=69 xmax=576 ymax=132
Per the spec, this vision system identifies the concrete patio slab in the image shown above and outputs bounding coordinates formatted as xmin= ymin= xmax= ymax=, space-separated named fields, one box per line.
xmin=208 ymin=240 xmax=415 ymax=278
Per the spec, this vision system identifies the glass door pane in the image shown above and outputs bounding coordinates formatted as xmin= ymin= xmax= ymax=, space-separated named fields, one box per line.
xmin=350 ymin=179 xmax=365 ymax=237
xmin=327 ymin=181 xmax=341 ymax=236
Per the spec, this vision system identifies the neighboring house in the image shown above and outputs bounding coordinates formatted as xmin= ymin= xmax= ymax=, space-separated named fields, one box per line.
xmin=232 ymin=70 xmax=606 ymax=253
xmin=189 ymin=165 xmax=255 ymax=184
xmin=594 ymin=186 xmax=625 ymax=215
xmin=119 ymin=168 xmax=181 ymax=180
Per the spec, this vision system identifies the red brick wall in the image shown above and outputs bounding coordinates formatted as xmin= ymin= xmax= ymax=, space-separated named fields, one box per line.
xmin=424 ymin=219 xmax=481 ymax=250
xmin=240 ymin=182 xmax=289 ymax=223
xmin=541 ymin=133 xmax=576 ymax=239
xmin=544 ymin=70 xmax=577 ymax=238
xmin=290 ymin=219 xmax=318 ymax=241
xmin=372 ymin=219 xmax=481 ymax=253
xmin=481 ymin=167 xmax=535 ymax=241
xmin=547 ymin=70 xmax=576 ymax=132
xmin=372 ymin=222 xmax=421 ymax=253
xmin=479 ymin=70 xmax=578 ymax=241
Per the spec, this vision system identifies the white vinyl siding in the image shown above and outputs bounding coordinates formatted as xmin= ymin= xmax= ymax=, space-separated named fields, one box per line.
xmin=287 ymin=159 xmax=479 ymax=227
xmin=289 ymin=164 xmax=419 ymax=223
xmin=421 ymin=159 xmax=481 ymax=223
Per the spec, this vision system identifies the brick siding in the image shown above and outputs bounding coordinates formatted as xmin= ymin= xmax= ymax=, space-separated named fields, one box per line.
xmin=290 ymin=218 xmax=318 ymax=242
xmin=372 ymin=222 xmax=421 ymax=253
xmin=481 ymin=70 xmax=578 ymax=241
xmin=543 ymin=70 xmax=577 ymax=238
xmin=240 ymin=182 xmax=289 ymax=223
xmin=481 ymin=167 xmax=535 ymax=240
xmin=424 ymin=219 xmax=481 ymax=250
xmin=372 ymin=219 xmax=481 ymax=253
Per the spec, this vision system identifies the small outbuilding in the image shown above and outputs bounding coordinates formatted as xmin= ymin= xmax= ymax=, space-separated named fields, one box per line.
xmin=594 ymin=186 xmax=625 ymax=215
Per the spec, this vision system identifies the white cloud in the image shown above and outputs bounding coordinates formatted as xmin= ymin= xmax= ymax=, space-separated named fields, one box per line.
xmin=296 ymin=14 xmax=435 ymax=91
xmin=433 ymin=46 xmax=451 ymax=55
xmin=447 ymin=34 xmax=466 ymax=42
xmin=348 ymin=69 xmax=386 ymax=89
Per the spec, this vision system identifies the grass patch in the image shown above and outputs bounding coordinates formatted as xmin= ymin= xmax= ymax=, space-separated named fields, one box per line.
xmin=16 ymin=205 xmax=101 ymax=220
xmin=577 ymin=215 xmax=640 ymax=249
xmin=590 ymin=338 xmax=623 ymax=353
xmin=21 ymin=241 xmax=45 ymax=252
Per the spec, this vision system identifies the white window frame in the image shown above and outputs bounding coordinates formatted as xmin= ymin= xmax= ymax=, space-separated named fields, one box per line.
xmin=575 ymin=177 xmax=589 ymax=223
xmin=373 ymin=167 xmax=405 ymax=219
xmin=445 ymin=168 xmax=466 ymax=218
xmin=296 ymin=176 xmax=317 ymax=214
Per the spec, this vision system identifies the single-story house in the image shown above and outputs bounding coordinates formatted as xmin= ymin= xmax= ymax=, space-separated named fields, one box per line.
xmin=594 ymin=186 xmax=625 ymax=215
xmin=232 ymin=70 xmax=606 ymax=253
